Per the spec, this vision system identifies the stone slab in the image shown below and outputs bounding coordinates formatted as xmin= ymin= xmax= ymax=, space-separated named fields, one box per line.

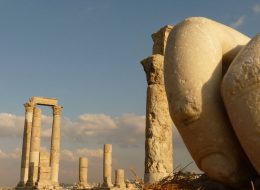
xmin=30 ymin=97 xmax=58 ymax=106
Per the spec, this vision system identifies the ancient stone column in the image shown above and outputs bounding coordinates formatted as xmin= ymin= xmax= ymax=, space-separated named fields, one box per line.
xmin=17 ymin=102 xmax=34 ymax=187
xmin=102 ymin=144 xmax=113 ymax=187
xmin=114 ymin=169 xmax=126 ymax=188
xmin=50 ymin=105 xmax=63 ymax=186
xmin=141 ymin=55 xmax=173 ymax=183
xmin=141 ymin=26 xmax=174 ymax=183
xmin=27 ymin=106 xmax=42 ymax=186
xmin=79 ymin=157 xmax=89 ymax=187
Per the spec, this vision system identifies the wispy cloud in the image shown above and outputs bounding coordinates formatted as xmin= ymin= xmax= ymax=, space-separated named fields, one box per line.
xmin=231 ymin=15 xmax=246 ymax=28
xmin=61 ymin=148 xmax=103 ymax=162
xmin=0 ymin=111 xmax=185 ymax=150
xmin=253 ymin=3 xmax=260 ymax=14
xmin=0 ymin=113 xmax=24 ymax=138
xmin=0 ymin=112 xmax=146 ymax=147
xmin=62 ymin=113 xmax=146 ymax=148
xmin=0 ymin=148 xmax=21 ymax=159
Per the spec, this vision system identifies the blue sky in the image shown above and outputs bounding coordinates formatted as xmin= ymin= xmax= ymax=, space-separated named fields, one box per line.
xmin=0 ymin=0 xmax=259 ymax=186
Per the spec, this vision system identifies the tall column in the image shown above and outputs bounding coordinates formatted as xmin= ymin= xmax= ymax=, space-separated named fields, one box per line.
xmin=27 ymin=106 xmax=42 ymax=186
xmin=140 ymin=25 xmax=173 ymax=183
xmin=102 ymin=144 xmax=113 ymax=187
xmin=114 ymin=169 xmax=126 ymax=188
xmin=50 ymin=105 xmax=62 ymax=186
xmin=16 ymin=102 xmax=34 ymax=188
xmin=79 ymin=157 xmax=89 ymax=188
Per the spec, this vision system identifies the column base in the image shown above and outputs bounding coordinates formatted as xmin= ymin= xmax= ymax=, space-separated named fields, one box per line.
xmin=144 ymin=172 xmax=169 ymax=184
xmin=72 ymin=183 xmax=91 ymax=190
xmin=16 ymin=181 xmax=26 ymax=188
xmin=101 ymin=182 xmax=113 ymax=188
xmin=114 ymin=183 xmax=126 ymax=188
xmin=25 ymin=181 xmax=36 ymax=188
xmin=99 ymin=187 xmax=128 ymax=190
xmin=52 ymin=181 xmax=61 ymax=188
xmin=23 ymin=185 xmax=63 ymax=190
xmin=15 ymin=184 xmax=27 ymax=190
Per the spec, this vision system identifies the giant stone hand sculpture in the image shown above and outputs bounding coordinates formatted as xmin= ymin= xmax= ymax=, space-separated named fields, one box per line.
xmin=164 ymin=17 xmax=259 ymax=188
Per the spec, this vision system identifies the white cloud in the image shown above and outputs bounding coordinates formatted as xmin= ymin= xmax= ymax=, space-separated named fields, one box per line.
xmin=0 ymin=148 xmax=21 ymax=159
xmin=62 ymin=113 xmax=146 ymax=148
xmin=61 ymin=148 xmax=102 ymax=161
xmin=42 ymin=115 xmax=53 ymax=125
xmin=231 ymin=15 xmax=246 ymax=28
xmin=253 ymin=3 xmax=260 ymax=14
xmin=0 ymin=112 xmax=147 ymax=147
xmin=41 ymin=128 xmax=52 ymax=138
xmin=0 ymin=113 xmax=24 ymax=137
xmin=116 ymin=113 xmax=145 ymax=135
xmin=0 ymin=111 xmax=184 ymax=150
xmin=79 ymin=114 xmax=117 ymax=129
xmin=0 ymin=113 xmax=55 ymax=139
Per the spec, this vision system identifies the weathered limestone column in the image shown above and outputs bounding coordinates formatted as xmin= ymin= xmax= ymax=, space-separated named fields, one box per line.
xmin=27 ymin=106 xmax=42 ymax=186
xmin=50 ymin=105 xmax=63 ymax=186
xmin=141 ymin=25 xmax=173 ymax=183
xmin=102 ymin=144 xmax=113 ymax=187
xmin=114 ymin=169 xmax=126 ymax=188
xmin=16 ymin=102 xmax=34 ymax=188
xmin=79 ymin=157 xmax=89 ymax=188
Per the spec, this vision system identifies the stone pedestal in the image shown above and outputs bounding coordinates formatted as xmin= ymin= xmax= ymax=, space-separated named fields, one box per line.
xmin=102 ymin=144 xmax=113 ymax=188
xmin=16 ymin=103 xmax=34 ymax=188
xmin=50 ymin=105 xmax=62 ymax=187
xmin=114 ymin=169 xmax=126 ymax=188
xmin=36 ymin=151 xmax=52 ymax=189
xmin=26 ymin=107 xmax=42 ymax=187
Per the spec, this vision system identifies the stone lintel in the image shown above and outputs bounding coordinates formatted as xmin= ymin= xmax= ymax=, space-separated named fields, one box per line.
xmin=151 ymin=25 xmax=173 ymax=55
xmin=29 ymin=97 xmax=58 ymax=106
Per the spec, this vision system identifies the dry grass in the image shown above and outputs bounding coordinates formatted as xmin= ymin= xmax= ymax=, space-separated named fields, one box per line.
xmin=130 ymin=164 xmax=259 ymax=190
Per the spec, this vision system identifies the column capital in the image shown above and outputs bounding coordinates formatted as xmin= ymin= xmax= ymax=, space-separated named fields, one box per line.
xmin=140 ymin=54 xmax=164 ymax=85
xmin=53 ymin=105 xmax=63 ymax=116
xmin=24 ymin=102 xmax=34 ymax=113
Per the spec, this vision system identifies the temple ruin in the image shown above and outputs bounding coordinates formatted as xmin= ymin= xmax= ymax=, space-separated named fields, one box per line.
xmin=16 ymin=97 xmax=63 ymax=190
